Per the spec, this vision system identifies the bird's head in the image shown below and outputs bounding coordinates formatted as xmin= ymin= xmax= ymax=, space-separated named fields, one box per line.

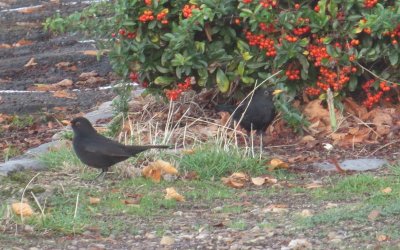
xmin=70 ymin=117 xmax=97 ymax=136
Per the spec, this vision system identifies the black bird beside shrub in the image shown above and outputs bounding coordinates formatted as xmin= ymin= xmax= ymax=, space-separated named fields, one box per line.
xmin=71 ymin=117 xmax=169 ymax=179
xmin=216 ymin=87 xmax=276 ymax=134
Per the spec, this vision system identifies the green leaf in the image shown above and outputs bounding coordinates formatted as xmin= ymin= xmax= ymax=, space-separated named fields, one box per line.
xmin=348 ymin=76 xmax=358 ymax=92
xmin=241 ymin=76 xmax=255 ymax=85
xmin=154 ymin=76 xmax=175 ymax=86
xmin=216 ymin=69 xmax=230 ymax=93
xmin=297 ymin=54 xmax=309 ymax=74
xmin=242 ymin=52 xmax=253 ymax=61
xmin=237 ymin=61 xmax=245 ymax=76
xmin=389 ymin=52 xmax=399 ymax=66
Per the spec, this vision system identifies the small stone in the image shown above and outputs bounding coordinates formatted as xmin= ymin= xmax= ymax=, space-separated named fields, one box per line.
xmin=286 ymin=238 xmax=312 ymax=249
xmin=160 ymin=236 xmax=175 ymax=245
xmin=29 ymin=247 xmax=39 ymax=250
xmin=212 ymin=206 xmax=223 ymax=212
xmin=173 ymin=211 xmax=183 ymax=216
xmin=24 ymin=225 xmax=34 ymax=233
xmin=196 ymin=232 xmax=209 ymax=240
xmin=88 ymin=243 xmax=105 ymax=250
xmin=299 ymin=209 xmax=313 ymax=217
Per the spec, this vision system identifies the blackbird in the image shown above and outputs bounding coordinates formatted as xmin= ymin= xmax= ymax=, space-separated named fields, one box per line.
xmin=216 ymin=87 xmax=276 ymax=134
xmin=71 ymin=117 xmax=169 ymax=179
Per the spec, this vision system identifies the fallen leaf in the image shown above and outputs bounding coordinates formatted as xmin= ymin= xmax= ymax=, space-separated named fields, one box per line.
xmin=182 ymin=171 xmax=198 ymax=180
xmin=160 ymin=236 xmax=175 ymax=245
xmin=13 ymin=38 xmax=33 ymax=47
xmin=218 ymin=111 xmax=231 ymax=127
xmin=17 ymin=5 xmax=43 ymax=14
xmin=264 ymin=204 xmax=289 ymax=213
xmin=325 ymin=202 xmax=338 ymax=209
xmin=122 ymin=199 xmax=141 ymax=205
xmin=377 ymin=235 xmax=389 ymax=242
xmin=55 ymin=61 xmax=77 ymax=71
xmin=89 ymin=197 xmax=101 ymax=205
xmin=381 ymin=187 xmax=392 ymax=194
xmin=142 ymin=165 xmax=162 ymax=182
xmin=222 ymin=172 xmax=248 ymax=189
xmin=24 ymin=57 xmax=37 ymax=67
xmin=368 ymin=209 xmax=380 ymax=221
xmin=165 ymin=187 xmax=185 ymax=202
xmin=11 ymin=202 xmax=33 ymax=217
xmin=154 ymin=160 xmax=178 ymax=175
xmin=299 ymin=209 xmax=313 ymax=217
xmin=78 ymin=71 xmax=98 ymax=79
xmin=0 ymin=43 xmax=11 ymax=49
xmin=251 ymin=177 xmax=265 ymax=186
xmin=181 ymin=149 xmax=195 ymax=155
xmin=268 ymin=158 xmax=289 ymax=171
xmin=53 ymin=90 xmax=76 ymax=99
xmin=264 ymin=175 xmax=278 ymax=184
xmin=304 ymin=182 xmax=323 ymax=189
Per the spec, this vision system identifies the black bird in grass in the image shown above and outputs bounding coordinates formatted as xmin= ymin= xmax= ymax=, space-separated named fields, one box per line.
xmin=71 ymin=117 xmax=169 ymax=179
xmin=216 ymin=87 xmax=276 ymax=134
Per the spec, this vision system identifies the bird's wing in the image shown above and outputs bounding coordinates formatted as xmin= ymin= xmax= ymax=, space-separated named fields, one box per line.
xmin=82 ymin=136 xmax=133 ymax=157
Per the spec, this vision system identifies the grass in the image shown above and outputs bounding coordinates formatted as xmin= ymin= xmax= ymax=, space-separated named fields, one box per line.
xmin=39 ymin=144 xmax=82 ymax=170
xmin=179 ymin=143 xmax=268 ymax=179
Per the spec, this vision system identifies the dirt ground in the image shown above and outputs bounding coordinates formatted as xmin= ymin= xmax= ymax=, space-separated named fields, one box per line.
xmin=0 ymin=0 xmax=117 ymax=160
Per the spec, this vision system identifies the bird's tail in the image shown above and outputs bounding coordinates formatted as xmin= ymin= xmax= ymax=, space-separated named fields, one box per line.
xmin=127 ymin=145 xmax=171 ymax=155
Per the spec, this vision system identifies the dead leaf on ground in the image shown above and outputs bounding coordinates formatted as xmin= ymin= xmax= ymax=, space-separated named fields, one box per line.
xmin=377 ymin=235 xmax=389 ymax=242
xmin=165 ymin=187 xmax=185 ymax=202
xmin=182 ymin=171 xmax=198 ymax=180
xmin=304 ymin=182 xmax=323 ymax=189
xmin=13 ymin=38 xmax=33 ymax=47
xmin=251 ymin=177 xmax=265 ymax=186
xmin=17 ymin=5 xmax=43 ymax=14
xmin=53 ymin=90 xmax=76 ymax=99
xmin=142 ymin=165 xmax=162 ymax=182
xmin=264 ymin=204 xmax=289 ymax=213
xmin=268 ymin=158 xmax=289 ymax=171
xmin=89 ymin=197 xmax=101 ymax=205
xmin=79 ymin=71 xmax=98 ymax=79
xmin=181 ymin=149 xmax=195 ymax=155
xmin=344 ymin=97 xmax=368 ymax=118
xmin=55 ymin=61 xmax=77 ymax=71
xmin=381 ymin=187 xmax=392 ymax=194
xmin=11 ymin=202 xmax=33 ymax=217
xmin=368 ymin=209 xmax=380 ymax=221
xmin=221 ymin=172 xmax=248 ymax=189
xmin=24 ymin=57 xmax=37 ymax=67
xmin=0 ymin=43 xmax=12 ymax=49
xmin=122 ymin=198 xmax=141 ymax=205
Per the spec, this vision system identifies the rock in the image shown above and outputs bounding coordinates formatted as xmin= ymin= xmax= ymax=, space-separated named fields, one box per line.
xmin=145 ymin=232 xmax=156 ymax=239
xmin=24 ymin=225 xmax=34 ymax=233
xmin=84 ymin=101 xmax=113 ymax=124
xmin=0 ymin=158 xmax=46 ymax=176
xmin=314 ymin=158 xmax=387 ymax=171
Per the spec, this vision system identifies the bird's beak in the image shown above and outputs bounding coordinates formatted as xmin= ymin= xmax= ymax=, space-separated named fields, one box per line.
xmin=272 ymin=89 xmax=284 ymax=95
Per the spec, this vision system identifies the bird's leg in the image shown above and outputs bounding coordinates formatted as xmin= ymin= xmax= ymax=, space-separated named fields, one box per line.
xmin=259 ymin=133 xmax=263 ymax=160
xmin=93 ymin=168 xmax=106 ymax=180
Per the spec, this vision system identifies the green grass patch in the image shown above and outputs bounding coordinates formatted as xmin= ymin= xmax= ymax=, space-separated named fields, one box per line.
xmin=179 ymin=144 xmax=268 ymax=179
xmin=228 ymin=219 xmax=247 ymax=230
xmin=39 ymin=144 xmax=82 ymax=170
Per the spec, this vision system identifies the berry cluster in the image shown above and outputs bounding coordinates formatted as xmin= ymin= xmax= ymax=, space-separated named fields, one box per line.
xmin=245 ymin=31 xmax=276 ymax=57
xmin=129 ymin=72 xmax=138 ymax=82
xmin=242 ymin=0 xmax=252 ymax=3
xmin=157 ymin=9 xmax=169 ymax=24
xmin=260 ymin=0 xmax=277 ymax=8
xmin=383 ymin=24 xmax=400 ymax=45
xmin=362 ymin=80 xmax=383 ymax=108
xmin=182 ymin=4 xmax=199 ymax=18
xmin=165 ymin=77 xmax=192 ymax=101
xmin=350 ymin=39 xmax=360 ymax=46
xmin=286 ymin=69 xmax=300 ymax=80
xmin=285 ymin=35 xmax=298 ymax=42
xmin=112 ymin=29 xmax=136 ymax=39
xmin=144 ymin=0 xmax=152 ymax=6
xmin=308 ymin=44 xmax=331 ymax=67
xmin=139 ymin=10 xmax=154 ymax=22
xmin=304 ymin=87 xmax=321 ymax=96
xmin=293 ymin=26 xmax=310 ymax=36
xmin=259 ymin=23 xmax=275 ymax=32
xmin=316 ymin=66 xmax=351 ymax=91
xmin=364 ymin=0 xmax=378 ymax=9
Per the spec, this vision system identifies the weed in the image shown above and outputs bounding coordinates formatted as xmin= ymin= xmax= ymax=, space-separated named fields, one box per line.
xmin=228 ymin=219 xmax=247 ymax=230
